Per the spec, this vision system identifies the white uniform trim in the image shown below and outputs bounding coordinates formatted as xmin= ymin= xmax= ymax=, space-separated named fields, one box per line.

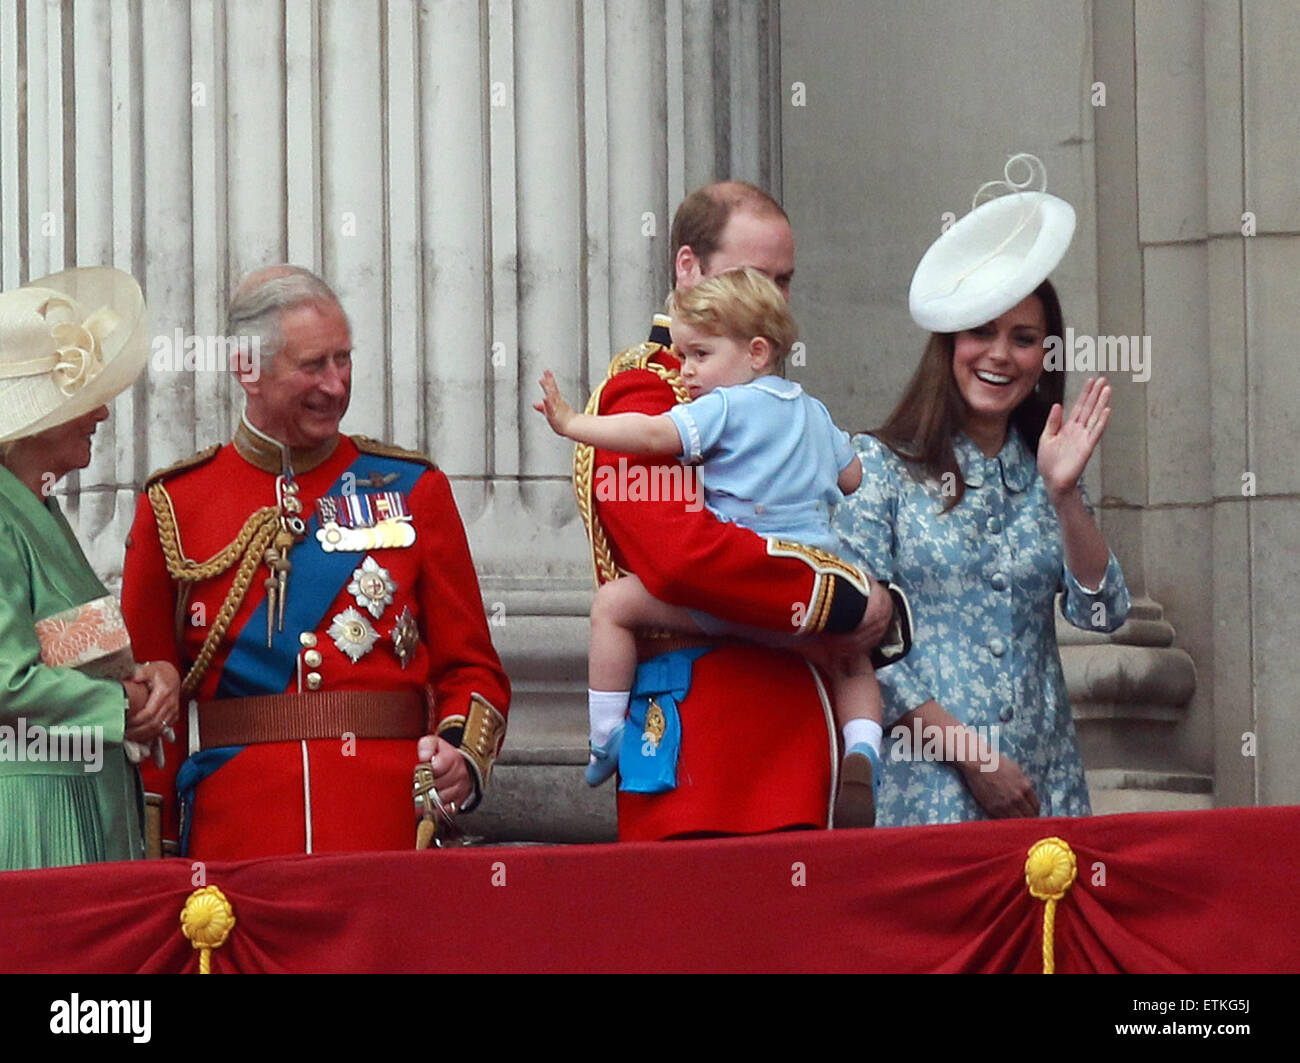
xmin=804 ymin=660 xmax=839 ymax=827
xmin=301 ymin=740 xmax=313 ymax=854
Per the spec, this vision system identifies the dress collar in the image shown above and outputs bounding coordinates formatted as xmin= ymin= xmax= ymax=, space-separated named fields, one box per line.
xmin=233 ymin=413 xmax=339 ymax=476
xmin=745 ymin=376 xmax=802 ymax=399
xmin=954 ymin=430 xmax=1034 ymax=493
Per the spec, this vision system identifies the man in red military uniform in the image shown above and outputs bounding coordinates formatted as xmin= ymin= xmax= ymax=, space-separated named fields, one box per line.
xmin=122 ymin=266 xmax=508 ymax=859
xmin=576 ymin=182 xmax=905 ymax=839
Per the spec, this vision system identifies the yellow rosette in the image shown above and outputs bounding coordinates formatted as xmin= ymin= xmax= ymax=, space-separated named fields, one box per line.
xmin=181 ymin=885 xmax=236 ymax=974
xmin=1025 ymin=837 xmax=1077 ymax=974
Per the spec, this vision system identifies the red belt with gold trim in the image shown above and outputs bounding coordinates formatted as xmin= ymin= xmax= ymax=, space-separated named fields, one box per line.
xmin=193 ymin=689 xmax=427 ymax=750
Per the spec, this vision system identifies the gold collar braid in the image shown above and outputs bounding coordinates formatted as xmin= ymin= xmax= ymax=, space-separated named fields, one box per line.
xmin=148 ymin=480 xmax=281 ymax=695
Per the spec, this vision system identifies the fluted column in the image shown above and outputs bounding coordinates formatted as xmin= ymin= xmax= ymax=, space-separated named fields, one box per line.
xmin=0 ymin=0 xmax=783 ymax=841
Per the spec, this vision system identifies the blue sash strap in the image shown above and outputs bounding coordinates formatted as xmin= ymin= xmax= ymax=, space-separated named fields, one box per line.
xmin=175 ymin=747 xmax=243 ymax=855
xmin=618 ymin=646 xmax=709 ymax=794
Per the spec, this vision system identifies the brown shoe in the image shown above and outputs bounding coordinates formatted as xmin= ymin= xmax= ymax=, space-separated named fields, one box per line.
xmin=833 ymin=747 xmax=877 ymax=829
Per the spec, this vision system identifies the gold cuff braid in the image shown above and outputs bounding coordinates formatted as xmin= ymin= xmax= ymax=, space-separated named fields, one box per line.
xmin=148 ymin=481 xmax=281 ymax=696
xmin=438 ymin=692 xmax=507 ymax=790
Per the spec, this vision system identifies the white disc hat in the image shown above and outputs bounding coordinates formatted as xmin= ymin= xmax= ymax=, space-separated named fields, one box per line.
xmin=0 ymin=267 xmax=149 ymax=445
xmin=908 ymin=154 xmax=1075 ymax=334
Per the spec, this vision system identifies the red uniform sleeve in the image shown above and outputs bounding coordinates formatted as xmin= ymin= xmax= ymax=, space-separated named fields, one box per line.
xmin=120 ymin=488 xmax=186 ymax=842
xmin=594 ymin=366 xmax=868 ymax=634
xmin=413 ymin=470 xmax=510 ymax=725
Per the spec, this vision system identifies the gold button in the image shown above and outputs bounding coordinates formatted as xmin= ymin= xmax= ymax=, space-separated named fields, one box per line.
xmin=304 ymin=649 xmax=323 ymax=668
xmin=299 ymin=632 xmax=318 ymax=648
xmin=306 ymin=672 xmax=322 ymax=690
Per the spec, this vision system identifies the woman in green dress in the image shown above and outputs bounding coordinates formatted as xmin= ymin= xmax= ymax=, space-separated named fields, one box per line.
xmin=0 ymin=267 xmax=179 ymax=871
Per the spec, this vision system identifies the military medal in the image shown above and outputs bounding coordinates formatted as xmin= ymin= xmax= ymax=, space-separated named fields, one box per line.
xmin=316 ymin=490 xmax=416 ymax=552
xmin=348 ymin=556 xmax=396 ymax=619
xmin=391 ymin=605 xmax=418 ymax=669
xmin=328 ymin=606 xmax=379 ymax=663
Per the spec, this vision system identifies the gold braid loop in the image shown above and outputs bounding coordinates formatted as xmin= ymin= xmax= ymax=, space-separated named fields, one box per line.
xmin=1025 ymin=837 xmax=1078 ymax=974
xmin=572 ymin=344 xmax=688 ymax=588
xmin=148 ymin=481 xmax=282 ymax=695
xmin=180 ymin=518 xmax=278 ymax=695
xmin=148 ymin=482 xmax=279 ymax=580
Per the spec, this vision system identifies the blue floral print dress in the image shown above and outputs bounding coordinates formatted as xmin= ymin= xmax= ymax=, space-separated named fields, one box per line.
xmin=833 ymin=430 xmax=1131 ymax=826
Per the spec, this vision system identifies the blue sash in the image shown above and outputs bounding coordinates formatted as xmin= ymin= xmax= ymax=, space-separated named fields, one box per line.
xmin=177 ymin=451 xmax=425 ymax=852
xmin=618 ymin=646 xmax=709 ymax=794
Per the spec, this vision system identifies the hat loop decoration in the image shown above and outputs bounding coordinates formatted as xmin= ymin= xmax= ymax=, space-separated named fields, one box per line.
xmin=908 ymin=154 xmax=1076 ymax=334
xmin=971 ymin=152 xmax=1047 ymax=210
xmin=180 ymin=885 xmax=236 ymax=974
xmin=1025 ymin=836 xmax=1078 ymax=974
xmin=949 ymin=153 xmax=1049 ymax=288
xmin=48 ymin=304 xmax=120 ymax=396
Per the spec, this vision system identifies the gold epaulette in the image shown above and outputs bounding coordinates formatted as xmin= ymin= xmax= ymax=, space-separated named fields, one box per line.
xmin=351 ymin=435 xmax=438 ymax=469
xmin=573 ymin=341 xmax=689 ymax=586
xmin=144 ymin=443 xmax=221 ymax=488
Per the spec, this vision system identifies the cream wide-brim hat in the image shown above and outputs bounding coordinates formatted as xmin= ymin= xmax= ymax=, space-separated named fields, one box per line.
xmin=908 ymin=188 xmax=1075 ymax=335
xmin=0 ymin=267 xmax=149 ymax=445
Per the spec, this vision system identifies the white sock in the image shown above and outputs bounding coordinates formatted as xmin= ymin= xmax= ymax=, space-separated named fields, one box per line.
xmin=843 ymin=719 xmax=883 ymax=756
xmin=588 ymin=689 xmax=630 ymax=750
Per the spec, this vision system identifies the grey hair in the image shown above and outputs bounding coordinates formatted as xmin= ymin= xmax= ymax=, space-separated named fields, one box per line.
xmin=226 ymin=266 xmax=342 ymax=368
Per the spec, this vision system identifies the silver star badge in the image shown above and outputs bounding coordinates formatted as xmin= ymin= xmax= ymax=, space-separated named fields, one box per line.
xmin=348 ymin=555 xmax=397 ymax=619
xmin=328 ymin=606 xmax=379 ymax=663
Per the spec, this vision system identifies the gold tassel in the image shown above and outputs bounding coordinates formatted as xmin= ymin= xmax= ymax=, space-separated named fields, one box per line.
xmin=1024 ymin=837 xmax=1077 ymax=974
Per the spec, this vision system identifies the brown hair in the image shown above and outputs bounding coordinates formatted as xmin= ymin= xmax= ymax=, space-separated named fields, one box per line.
xmin=872 ymin=280 xmax=1066 ymax=511
xmin=666 ymin=267 xmax=798 ymax=365
xmin=670 ymin=181 xmax=789 ymax=269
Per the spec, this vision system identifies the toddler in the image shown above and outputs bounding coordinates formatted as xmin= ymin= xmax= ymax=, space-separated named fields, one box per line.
xmin=536 ymin=267 xmax=894 ymax=827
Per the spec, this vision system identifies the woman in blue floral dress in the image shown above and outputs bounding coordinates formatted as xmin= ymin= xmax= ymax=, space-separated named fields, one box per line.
xmin=834 ymin=161 xmax=1130 ymax=825
xmin=835 ymin=282 xmax=1129 ymax=825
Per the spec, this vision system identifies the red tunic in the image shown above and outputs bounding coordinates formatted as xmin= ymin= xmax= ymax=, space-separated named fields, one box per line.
xmin=121 ymin=434 xmax=509 ymax=859
xmin=586 ymin=320 xmax=871 ymax=839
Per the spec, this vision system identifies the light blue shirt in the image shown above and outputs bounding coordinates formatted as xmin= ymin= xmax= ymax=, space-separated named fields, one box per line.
xmin=833 ymin=431 xmax=1132 ymax=826
xmin=666 ymin=377 xmax=854 ymax=553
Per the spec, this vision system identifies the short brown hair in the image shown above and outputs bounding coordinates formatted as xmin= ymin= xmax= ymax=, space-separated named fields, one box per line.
xmin=670 ymin=181 xmax=788 ymax=269
xmin=666 ymin=267 xmax=798 ymax=365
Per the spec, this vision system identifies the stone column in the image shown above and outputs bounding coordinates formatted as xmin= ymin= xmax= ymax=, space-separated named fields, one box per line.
xmin=0 ymin=0 xmax=780 ymax=842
